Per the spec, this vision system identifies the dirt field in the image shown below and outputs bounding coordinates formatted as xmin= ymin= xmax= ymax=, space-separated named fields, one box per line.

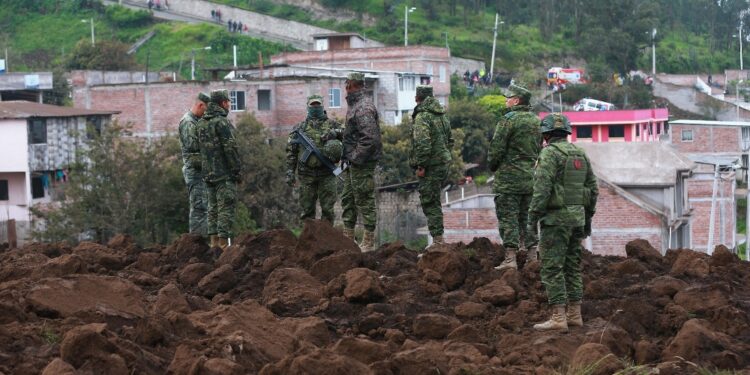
xmin=1 ymin=220 xmax=749 ymax=374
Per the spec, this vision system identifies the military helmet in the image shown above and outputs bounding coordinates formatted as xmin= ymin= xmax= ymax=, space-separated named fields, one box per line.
xmin=541 ymin=113 xmax=572 ymax=134
xmin=210 ymin=89 xmax=230 ymax=104
xmin=508 ymin=83 xmax=532 ymax=102
xmin=322 ymin=139 xmax=343 ymax=163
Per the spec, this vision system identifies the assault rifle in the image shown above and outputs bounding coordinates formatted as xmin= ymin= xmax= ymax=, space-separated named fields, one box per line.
xmin=291 ymin=129 xmax=345 ymax=180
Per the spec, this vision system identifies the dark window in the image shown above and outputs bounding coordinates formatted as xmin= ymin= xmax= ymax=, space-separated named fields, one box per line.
xmin=29 ymin=119 xmax=47 ymax=144
xmin=87 ymin=116 xmax=103 ymax=139
xmin=609 ymin=125 xmax=625 ymax=138
xmin=0 ymin=180 xmax=8 ymax=201
xmin=230 ymin=90 xmax=246 ymax=111
xmin=257 ymin=90 xmax=271 ymax=111
xmin=31 ymin=176 xmax=44 ymax=199
xmin=576 ymin=126 xmax=592 ymax=139
xmin=664 ymin=121 xmax=669 ymax=133
xmin=681 ymin=129 xmax=693 ymax=142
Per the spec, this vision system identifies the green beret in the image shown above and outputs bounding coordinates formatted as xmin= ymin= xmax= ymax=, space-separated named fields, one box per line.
xmin=210 ymin=89 xmax=229 ymax=104
xmin=416 ymin=85 xmax=433 ymax=98
xmin=346 ymin=72 xmax=365 ymax=82
xmin=307 ymin=94 xmax=324 ymax=105
xmin=508 ymin=83 xmax=532 ymax=102
xmin=197 ymin=92 xmax=210 ymax=104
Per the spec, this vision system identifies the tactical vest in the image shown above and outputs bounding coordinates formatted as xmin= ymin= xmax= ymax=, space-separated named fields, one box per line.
xmin=297 ymin=119 xmax=330 ymax=169
xmin=547 ymin=143 xmax=588 ymax=209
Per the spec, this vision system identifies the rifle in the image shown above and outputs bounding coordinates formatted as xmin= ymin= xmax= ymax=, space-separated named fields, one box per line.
xmin=291 ymin=129 xmax=345 ymax=180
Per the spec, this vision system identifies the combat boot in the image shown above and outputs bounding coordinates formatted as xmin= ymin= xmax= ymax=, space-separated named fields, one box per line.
xmin=217 ymin=237 xmax=229 ymax=250
xmin=533 ymin=305 xmax=569 ymax=332
xmin=209 ymin=235 xmax=219 ymax=248
xmin=360 ymin=230 xmax=376 ymax=252
xmin=494 ymin=248 xmax=517 ymax=271
xmin=343 ymin=227 xmax=355 ymax=241
xmin=527 ymin=245 xmax=539 ymax=262
xmin=566 ymin=301 xmax=583 ymax=327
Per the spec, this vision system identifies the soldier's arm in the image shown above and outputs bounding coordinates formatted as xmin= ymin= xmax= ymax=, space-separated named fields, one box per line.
xmin=412 ymin=114 xmax=432 ymax=168
xmin=286 ymin=128 xmax=299 ymax=173
xmin=487 ymin=119 xmax=509 ymax=172
xmin=218 ymin=120 xmax=241 ymax=177
xmin=583 ymin=154 xmax=598 ymax=216
xmin=350 ymin=105 xmax=381 ymax=165
xmin=528 ymin=148 xmax=557 ymax=221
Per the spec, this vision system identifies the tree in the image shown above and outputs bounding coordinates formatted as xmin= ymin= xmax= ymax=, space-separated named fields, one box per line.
xmin=233 ymin=113 xmax=299 ymax=231
xmin=33 ymin=123 xmax=187 ymax=245
xmin=66 ymin=39 xmax=139 ymax=71
xmin=43 ymin=67 xmax=72 ymax=106
xmin=448 ymin=99 xmax=496 ymax=168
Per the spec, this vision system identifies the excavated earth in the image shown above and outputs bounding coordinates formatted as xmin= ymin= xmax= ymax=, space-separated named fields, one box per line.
xmin=1 ymin=220 xmax=750 ymax=375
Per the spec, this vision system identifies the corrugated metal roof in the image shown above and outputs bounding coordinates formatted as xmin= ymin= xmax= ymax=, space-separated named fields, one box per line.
xmin=0 ymin=101 xmax=119 ymax=119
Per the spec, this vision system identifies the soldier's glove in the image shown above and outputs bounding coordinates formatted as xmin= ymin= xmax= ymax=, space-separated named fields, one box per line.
xmin=321 ymin=129 xmax=339 ymax=142
xmin=285 ymin=170 xmax=296 ymax=187
xmin=416 ymin=166 xmax=426 ymax=178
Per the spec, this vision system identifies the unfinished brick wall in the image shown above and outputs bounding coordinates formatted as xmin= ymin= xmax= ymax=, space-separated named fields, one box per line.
xmin=687 ymin=172 xmax=736 ymax=252
xmin=670 ymin=125 xmax=741 ymax=155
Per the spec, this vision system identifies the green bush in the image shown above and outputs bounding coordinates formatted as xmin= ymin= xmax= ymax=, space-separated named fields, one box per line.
xmin=105 ymin=5 xmax=152 ymax=27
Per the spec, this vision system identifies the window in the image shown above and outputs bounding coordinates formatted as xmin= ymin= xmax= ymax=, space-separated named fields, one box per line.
xmin=257 ymin=90 xmax=271 ymax=111
xmin=426 ymin=64 xmax=434 ymax=76
xmin=87 ymin=116 xmax=103 ymax=139
xmin=681 ymin=129 xmax=693 ymax=142
xmin=329 ymin=88 xmax=341 ymax=108
xmin=399 ymin=76 xmax=416 ymax=92
xmin=29 ymin=119 xmax=47 ymax=144
xmin=420 ymin=76 xmax=431 ymax=85
xmin=609 ymin=125 xmax=625 ymax=138
xmin=576 ymin=126 xmax=592 ymax=139
xmin=230 ymin=90 xmax=246 ymax=111
xmin=0 ymin=180 xmax=8 ymax=201
xmin=439 ymin=65 xmax=446 ymax=83
xmin=31 ymin=176 xmax=44 ymax=199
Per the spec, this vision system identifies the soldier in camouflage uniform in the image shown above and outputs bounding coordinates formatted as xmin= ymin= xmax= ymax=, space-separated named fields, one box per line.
xmin=285 ymin=94 xmax=343 ymax=223
xmin=488 ymin=84 xmax=542 ymax=270
xmin=179 ymin=92 xmax=210 ymax=236
xmin=196 ymin=90 xmax=241 ymax=250
xmin=530 ymin=113 xmax=598 ymax=332
xmin=341 ymin=72 xmax=382 ymax=251
xmin=410 ymin=85 xmax=453 ymax=247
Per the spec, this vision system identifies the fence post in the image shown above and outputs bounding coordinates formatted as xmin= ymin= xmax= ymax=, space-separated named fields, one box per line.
xmin=7 ymin=219 xmax=17 ymax=249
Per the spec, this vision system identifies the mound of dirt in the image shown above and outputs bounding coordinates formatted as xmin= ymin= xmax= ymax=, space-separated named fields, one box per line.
xmin=1 ymin=220 xmax=749 ymax=374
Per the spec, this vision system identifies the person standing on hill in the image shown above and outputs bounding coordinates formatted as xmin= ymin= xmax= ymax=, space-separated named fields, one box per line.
xmin=179 ymin=92 xmax=210 ymax=236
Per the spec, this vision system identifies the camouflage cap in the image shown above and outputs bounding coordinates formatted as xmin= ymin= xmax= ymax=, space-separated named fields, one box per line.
xmin=508 ymin=83 xmax=532 ymax=102
xmin=541 ymin=113 xmax=572 ymax=134
xmin=346 ymin=72 xmax=365 ymax=82
xmin=416 ymin=85 xmax=433 ymax=98
xmin=197 ymin=92 xmax=211 ymax=104
xmin=210 ymin=89 xmax=230 ymax=104
xmin=307 ymin=94 xmax=324 ymax=106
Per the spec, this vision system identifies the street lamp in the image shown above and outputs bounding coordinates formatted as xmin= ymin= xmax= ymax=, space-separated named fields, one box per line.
xmin=651 ymin=28 xmax=657 ymax=76
xmin=442 ymin=31 xmax=449 ymax=49
xmin=734 ymin=23 xmax=745 ymax=71
xmin=490 ymin=14 xmax=504 ymax=81
xmin=81 ymin=18 xmax=95 ymax=46
xmin=191 ymin=46 xmax=212 ymax=81
xmin=404 ymin=6 xmax=416 ymax=46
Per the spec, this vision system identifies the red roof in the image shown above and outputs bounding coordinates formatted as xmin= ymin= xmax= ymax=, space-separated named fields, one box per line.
xmin=539 ymin=108 xmax=669 ymax=125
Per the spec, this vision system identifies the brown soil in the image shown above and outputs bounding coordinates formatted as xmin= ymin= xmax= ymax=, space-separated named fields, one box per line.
xmin=2 ymin=220 xmax=750 ymax=374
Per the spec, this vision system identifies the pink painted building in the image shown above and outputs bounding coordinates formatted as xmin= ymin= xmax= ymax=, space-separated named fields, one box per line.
xmin=539 ymin=109 xmax=670 ymax=143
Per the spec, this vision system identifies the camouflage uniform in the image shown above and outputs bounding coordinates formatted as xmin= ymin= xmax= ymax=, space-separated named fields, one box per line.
xmin=179 ymin=93 xmax=210 ymax=235
xmin=196 ymin=90 xmax=241 ymax=240
xmin=410 ymin=85 xmax=452 ymax=238
xmin=487 ymin=85 xmax=542 ymax=252
xmin=342 ymin=73 xmax=382 ymax=233
xmin=286 ymin=95 xmax=342 ymax=223
xmin=529 ymin=114 xmax=598 ymax=307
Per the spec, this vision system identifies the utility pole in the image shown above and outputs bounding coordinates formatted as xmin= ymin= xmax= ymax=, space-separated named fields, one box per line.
xmin=490 ymin=13 xmax=498 ymax=81
xmin=741 ymin=21 xmax=744 ymax=71
xmin=651 ymin=28 xmax=657 ymax=76
xmin=404 ymin=6 xmax=415 ymax=46
xmin=90 ymin=17 xmax=95 ymax=46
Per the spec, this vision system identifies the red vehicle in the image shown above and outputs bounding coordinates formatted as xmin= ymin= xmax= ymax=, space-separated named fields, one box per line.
xmin=547 ymin=67 xmax=587 ymax=87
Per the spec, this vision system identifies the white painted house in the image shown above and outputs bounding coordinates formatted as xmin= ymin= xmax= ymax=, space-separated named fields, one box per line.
xmin=0 ymin=101 xmax=118 ymax=243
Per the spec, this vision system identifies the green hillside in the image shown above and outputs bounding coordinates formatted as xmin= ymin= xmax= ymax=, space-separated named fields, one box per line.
xmin=0 ymin=1 xmax=294 ymax=79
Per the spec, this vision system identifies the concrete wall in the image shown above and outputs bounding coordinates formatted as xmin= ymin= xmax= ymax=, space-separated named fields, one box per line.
xmin=69 ymin=70 xmax=167 ymax=87
xmin=654 ymin=78 xmax=750 ymax=121
xmin=449 ymin=56 xmax=485 ymax=75
xmin=0 ymin=119 xmax=29 ymax=173
xmin=0 ymin=72 xmax=53 ymax=91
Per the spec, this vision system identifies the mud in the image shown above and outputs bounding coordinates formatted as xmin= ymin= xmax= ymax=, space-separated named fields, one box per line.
xmin=1 ymin=220 xmax=749 ymax=374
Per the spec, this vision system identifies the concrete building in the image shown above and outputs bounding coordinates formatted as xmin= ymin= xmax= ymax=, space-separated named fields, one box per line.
xmin=539 ymin=109 xmax=670 ymax=143
xmin=0 ymin=72 xmax=53 ymax=102
xmin=439 ymin=142 xmax=736 ymax=256
xmin=0 ymin=101 xmax=118 ymax=244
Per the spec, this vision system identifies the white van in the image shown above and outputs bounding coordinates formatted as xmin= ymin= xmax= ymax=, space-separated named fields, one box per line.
xmin=573 ymin=98 xmax=616 ymax=112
